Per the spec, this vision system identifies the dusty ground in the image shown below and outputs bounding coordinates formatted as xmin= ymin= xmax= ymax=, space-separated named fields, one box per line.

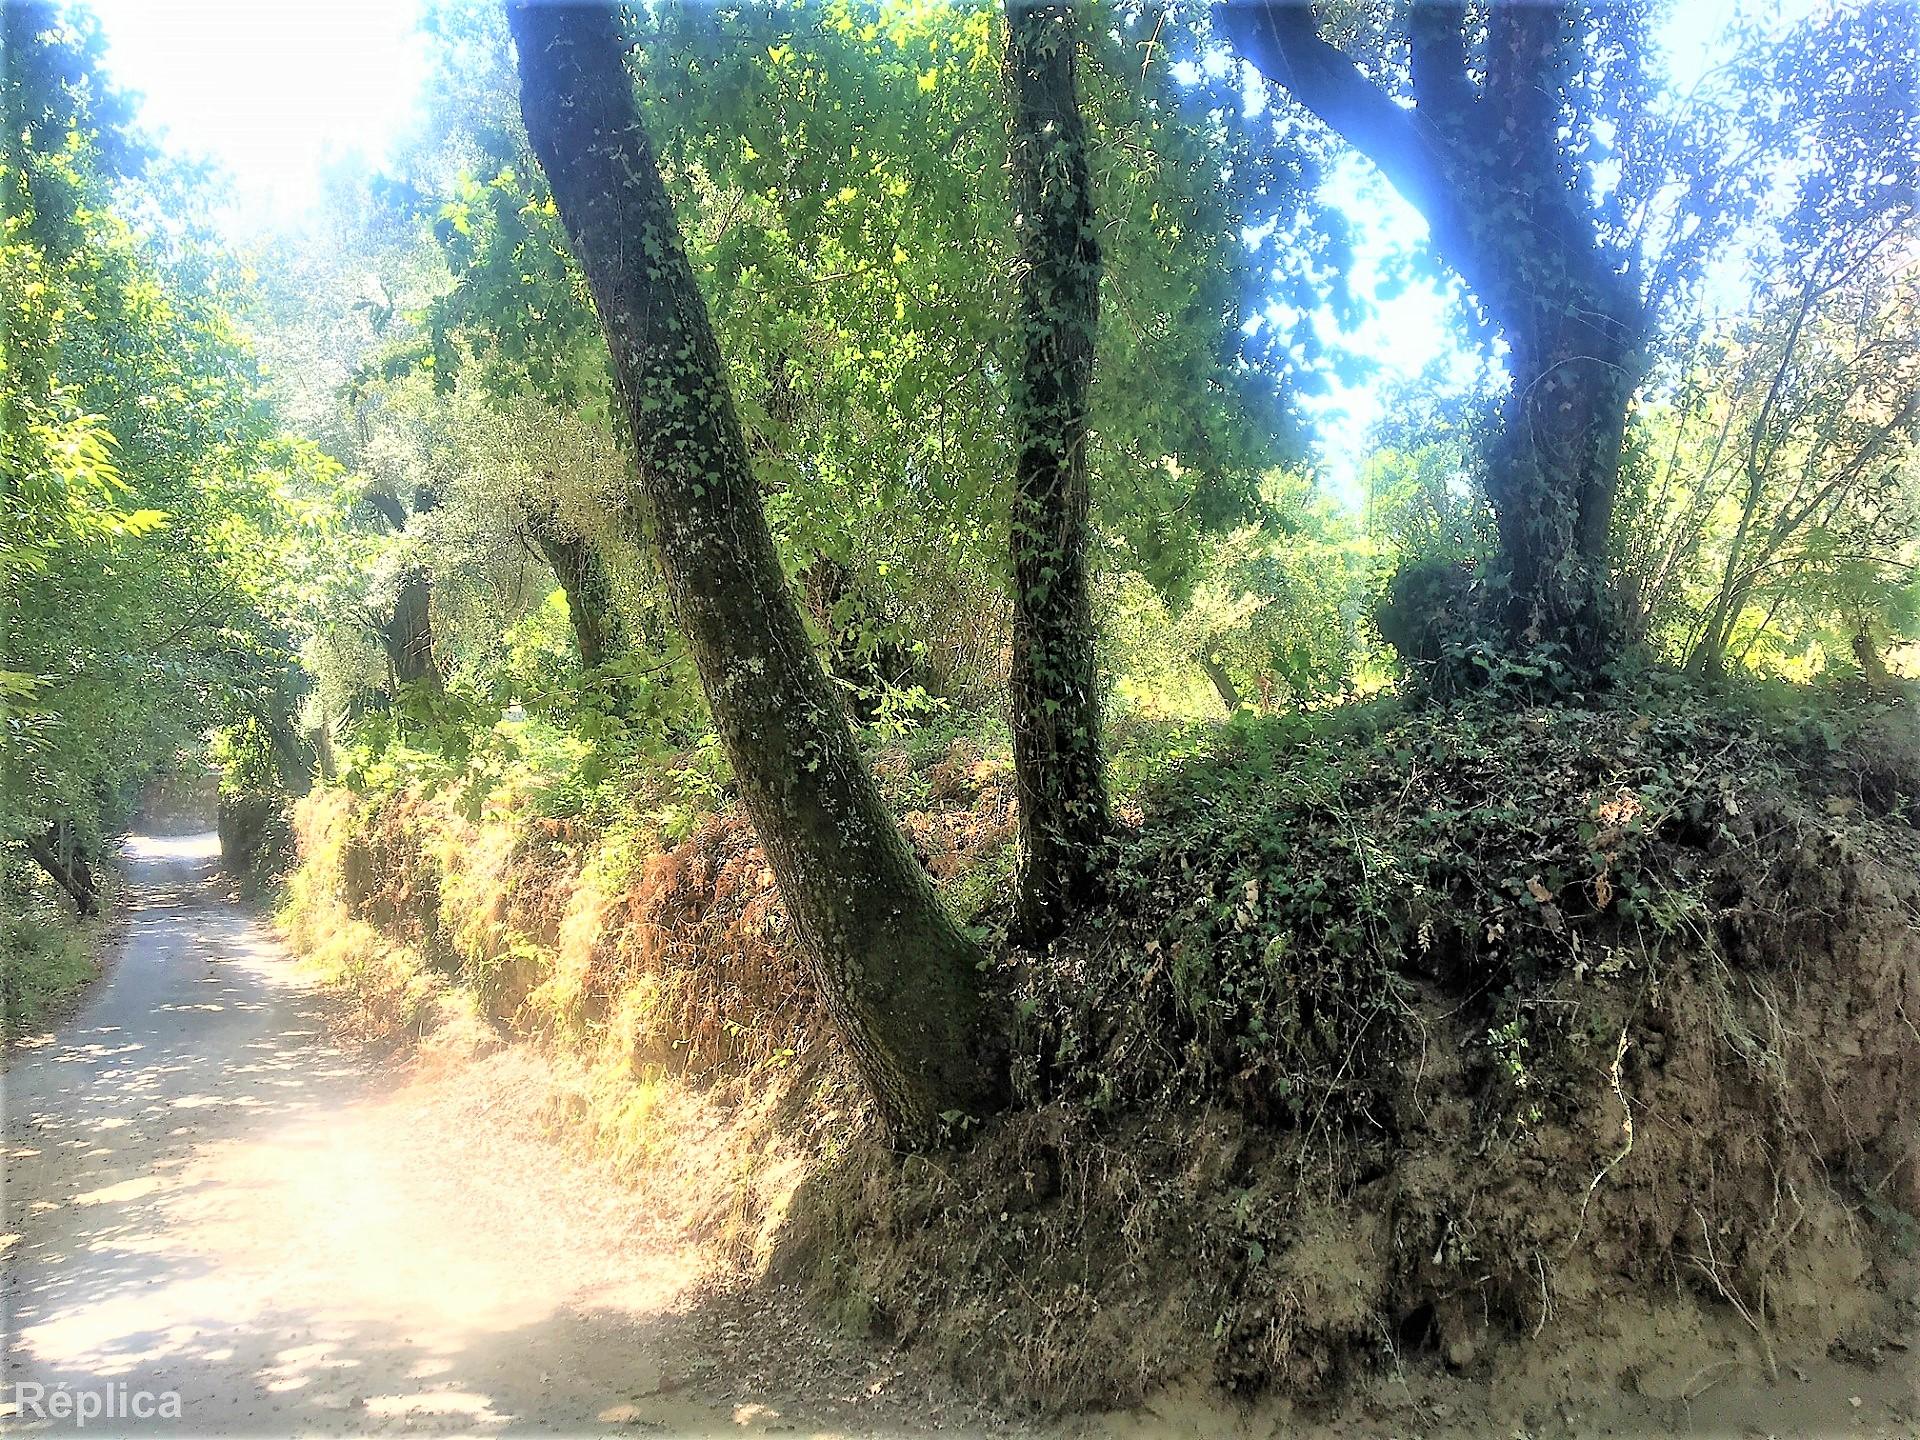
xmin=2 ymin=832 xmax=1913 ymax=1437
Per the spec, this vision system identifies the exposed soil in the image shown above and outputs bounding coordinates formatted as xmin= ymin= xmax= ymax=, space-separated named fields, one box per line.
xmin=2 ymin=830 xmax=1914 ymax=1437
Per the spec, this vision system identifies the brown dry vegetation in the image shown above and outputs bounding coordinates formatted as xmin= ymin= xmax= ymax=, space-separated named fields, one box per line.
xmin=279 ymin=691 xmax=1920 ymax=1418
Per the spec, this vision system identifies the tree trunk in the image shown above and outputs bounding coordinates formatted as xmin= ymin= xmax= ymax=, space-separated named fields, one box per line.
xmin=1854 ymin=624 xmax=1892 ymax=692
xmin=380 ymin=564 xmax=444 ymax=696
xmin=313 ymin=713 xmax=339 ymax=783
xmin=1689 ymin=576 xmax=1750 ymax=679
xmin=26 ymin=822 xmax=99 ymax=918
xmin=528 ymin=511 xmax=629 ymax=674
xmin=371 ymin=487 xmax=444 ymax=698
xmin=1486 ymin=307 xmax=1642 ymax=658
xmin=1218 ymin=1 xmax=1646 ymax=668
xmin=1004 ymin=0 xmax=1110 ymax=944
xmin=506 ymin=0 xmax=1004 ymax=1142
xmin=1472 ymin=4 xmax=1645 ymax=660
xmin=1199 ymin=653 xmax=1244 ymax=713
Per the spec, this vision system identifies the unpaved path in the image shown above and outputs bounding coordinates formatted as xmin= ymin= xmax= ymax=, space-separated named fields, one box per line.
xmin=4 ymin=833 xmax=1914 ymax=1438
xmin=0 ymin=833 xmax=970 ymax=1437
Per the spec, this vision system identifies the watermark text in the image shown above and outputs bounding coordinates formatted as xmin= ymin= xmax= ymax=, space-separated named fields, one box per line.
xmin=3 ymin=1382 xmax=183 ymax=1428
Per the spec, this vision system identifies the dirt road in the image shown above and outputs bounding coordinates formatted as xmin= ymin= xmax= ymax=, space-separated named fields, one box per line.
xmin=0 ymin=833 xmax=952 ymax=1437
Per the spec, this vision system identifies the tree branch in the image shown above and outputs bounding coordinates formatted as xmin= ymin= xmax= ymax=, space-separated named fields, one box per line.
xmin=1214 ymin=1 xmax=1499 ymax=305
xmin=1407 ymin=2 xmax=1477 ymax=135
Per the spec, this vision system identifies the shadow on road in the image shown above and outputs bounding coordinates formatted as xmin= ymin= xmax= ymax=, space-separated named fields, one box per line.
xmin=2 ymin=834 xmax=906 ymax=1437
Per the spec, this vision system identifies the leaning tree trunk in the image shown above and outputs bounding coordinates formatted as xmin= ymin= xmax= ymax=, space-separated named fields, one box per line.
xmin=26 ymin=820 xmax=99 ymax=918
xmin=1004 ymin=0 xmax=1110 ymax=944
xmin=1198 ymin=653 xmax=1244 ymax=714
xmin=506 ymin=0 xmax=1004 ymax=1142
xmin=1689 ymin=574 xmax=1751 ymax=680
xmin=527 ymin=509 xmax=629 ymax=675
xmin=1854 ymin=624 xmax=1893 ymax=693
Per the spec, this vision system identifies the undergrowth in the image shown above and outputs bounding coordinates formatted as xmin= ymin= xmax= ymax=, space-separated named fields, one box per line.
xmin=1 ymin=893 xmax=103 ymax=1039
xmin=1031 ymin=678 xmax=1905 ymax=1122
xmin=279 ymin=678 xmax=1920 ymax=1412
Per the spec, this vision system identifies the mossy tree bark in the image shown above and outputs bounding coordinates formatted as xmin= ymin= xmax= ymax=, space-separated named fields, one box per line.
xmin=1219 ymin=2 xmax=1647 ymax=666
xmin=1004 ymin=0 xmax=1110 ymax=943
xmin=506 ymin=0 xmax=1005 ymax=1142
xmin=525 ymin=505 xmax=629 ymax=674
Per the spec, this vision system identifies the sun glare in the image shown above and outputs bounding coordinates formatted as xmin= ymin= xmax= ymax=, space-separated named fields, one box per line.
xmin=91 ymin=0 xmax=428 ymax=223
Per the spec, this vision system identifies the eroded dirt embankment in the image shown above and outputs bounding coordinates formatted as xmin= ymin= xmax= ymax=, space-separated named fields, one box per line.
xmin=6 ymin=820 xmax=1916 ymax=1437
xmin=274 ymin=693 xmax=1920 ymax=1437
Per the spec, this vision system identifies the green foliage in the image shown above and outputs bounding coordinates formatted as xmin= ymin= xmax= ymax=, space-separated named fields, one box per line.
xmin=1178 ymin=471 xmax=1379 ymax=709
xmin=1025 ymin=677 xmax=1898 ymax=1125
xmin=1 ymin=889 xmax=98 ymax=1035
xmin=1359 ymin=431 xmax=1496 ymax=575
xmin=351 ymin=0 xmax=1305 ymax=731
xmin=3 ymin=5 xmax=314 ymax=869
xmin=1617 ymin=230 xmax=1919 ymax=680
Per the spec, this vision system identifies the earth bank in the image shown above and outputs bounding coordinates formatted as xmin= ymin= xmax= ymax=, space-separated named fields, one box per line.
xmin=271 ymin=685 xmax=1920 ymax=1424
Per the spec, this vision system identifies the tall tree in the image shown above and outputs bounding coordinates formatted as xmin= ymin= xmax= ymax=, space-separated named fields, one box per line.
xmin=1217 ymin=1 xmax=1646 ymax=663
xmin=1003 ymin=0 xmax=1109 ymax=942
xmin=504 ymin=0 xmax=1004 ymax=1141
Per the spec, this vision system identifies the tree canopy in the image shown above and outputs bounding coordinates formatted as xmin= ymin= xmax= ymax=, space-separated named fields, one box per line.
xmin=4 ymin=0 xmax=1915 ymax=1129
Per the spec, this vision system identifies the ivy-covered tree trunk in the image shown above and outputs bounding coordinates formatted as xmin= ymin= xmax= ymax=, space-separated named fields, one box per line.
xmin=506 ymin=0 xmax=1005 ymax=1141
xmin=1220 ymin=1 xmax=1647 ymax=667
xmin=1004 ymin=0 xmax=1110 ymax=943
xmin=1471 ymin=5 xmax=1644 ymax=659
xmin=1485 ymin=290 xmax=1642 ymax=657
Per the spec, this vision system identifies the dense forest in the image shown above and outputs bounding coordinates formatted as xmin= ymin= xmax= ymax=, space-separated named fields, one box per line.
xmin=4 ymin=0 xmax=1918 ymax=1427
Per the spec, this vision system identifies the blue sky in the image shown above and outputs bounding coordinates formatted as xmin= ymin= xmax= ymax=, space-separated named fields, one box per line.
xmin=90 ymin=0 xmax=1763 ymax=485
